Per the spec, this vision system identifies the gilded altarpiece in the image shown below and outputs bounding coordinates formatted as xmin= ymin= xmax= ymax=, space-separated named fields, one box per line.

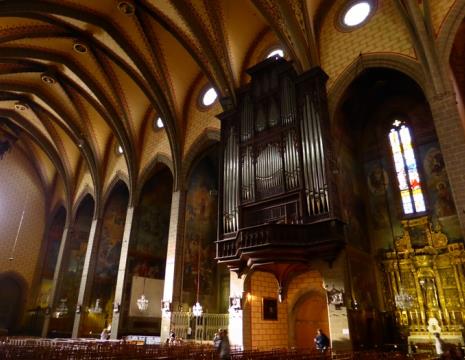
xmin=382 ymin=216 xmax=465 ymax=345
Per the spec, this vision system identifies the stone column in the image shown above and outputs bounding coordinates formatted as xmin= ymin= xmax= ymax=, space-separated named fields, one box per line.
xmin=160 ymin=190 xmax=186 ymax=342
xmin=72 ymin=217 xmax=101 ymax=338
xmin=41 ymin=225 xmax=71 ymax=337
xmin=229 ymin=272 xmax=247 ymax=350
xmin=110 ymin=206 xmax=135 ymax=339
xmin=429 ymin=91 xmax=465 ymax=236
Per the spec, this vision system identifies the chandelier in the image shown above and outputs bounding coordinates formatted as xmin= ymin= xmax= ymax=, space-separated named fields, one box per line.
xmin=193 ymin=241 xmax=203 ymax=317
xmin=395 ymin=289 xmax=414 ymax=311
xmin=193 ymin=301 xmax=203 ymax=317
xmin=137 ymin=277 xmax=149 ymax=311
xmin=89 ymin=298 xmax=103 ymax=314
xmin=53 ymin=298 xmax=69 ymax=318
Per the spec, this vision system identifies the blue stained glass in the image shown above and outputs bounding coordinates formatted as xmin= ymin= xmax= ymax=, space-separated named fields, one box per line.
xmin=389 ymin=122 xmax=425 ymax=215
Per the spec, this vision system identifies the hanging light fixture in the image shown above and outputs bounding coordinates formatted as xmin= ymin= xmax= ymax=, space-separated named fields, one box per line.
xmin=395 ymin=289 xmax=414 ymax=311
xmin=89 ymin=298 xmax=103 ymax=314
xmin=9 ymin=191 xmax=28 ymax=261
xmin=54 ymin=298 xmax=69 ymax=318
xmin=192 ymin=241 xmax=203 ymax=317
xmin=137 ymin=277 xmax=149 ymax=311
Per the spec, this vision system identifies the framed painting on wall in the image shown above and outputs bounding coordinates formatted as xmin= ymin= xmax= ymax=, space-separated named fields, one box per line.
xmin=263 ymin=298 xmax=278 ymax=320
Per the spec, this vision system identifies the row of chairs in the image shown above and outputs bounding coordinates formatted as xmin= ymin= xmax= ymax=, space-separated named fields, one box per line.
xmin=0 ymin=338 xmax=446 ymax=360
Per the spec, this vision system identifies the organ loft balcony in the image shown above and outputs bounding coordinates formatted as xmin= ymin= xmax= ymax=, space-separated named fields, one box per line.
xmin=215 ymin=219 xmax=346 ymax=274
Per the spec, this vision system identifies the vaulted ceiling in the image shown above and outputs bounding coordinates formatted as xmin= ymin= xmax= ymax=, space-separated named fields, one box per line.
xmin=0 ymin=0 xmax=326 ymax=209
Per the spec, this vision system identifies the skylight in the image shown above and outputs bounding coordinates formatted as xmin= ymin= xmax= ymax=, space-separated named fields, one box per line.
xmin=202 ymin=87 xmax=217 ymax=107
xmin=267 ymin=49 xmax=284 ymax=58
xmin=343 ymin=2 xmax=371 ymax=27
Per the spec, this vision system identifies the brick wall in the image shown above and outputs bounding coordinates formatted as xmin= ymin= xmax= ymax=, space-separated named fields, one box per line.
xmin=0 ymin=147 xmax=46 ymax=297
xmin=138 ymin=123 xmax=172 ymax=179
xmin=431 ymin=0 xmax=455 ymax=35
xmin=103 ymin=142 xmax=128 ymax=196
xmin=319 ymin=0 xmax=415 ymax=89
xmin=248 ymin=271 xmax=288 ymax=350
xmin=182 ymin=79 xmax=221 ymax=160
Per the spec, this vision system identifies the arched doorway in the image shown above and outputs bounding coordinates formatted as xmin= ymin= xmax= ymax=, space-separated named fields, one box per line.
xmin=0 ymin=274 xmax=25 ymax=334
xmin=293 ymin=292 xmax=329 ymax=349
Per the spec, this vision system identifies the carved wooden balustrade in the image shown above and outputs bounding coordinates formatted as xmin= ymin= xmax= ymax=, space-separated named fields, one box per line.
xmin=216 ymin=220 xmax=345 ymax=271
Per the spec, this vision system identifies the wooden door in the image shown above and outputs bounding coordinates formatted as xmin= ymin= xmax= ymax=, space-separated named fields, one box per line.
xmin=0 ymin=276 xmax=22 ymax=333
xmin=294 ymin=293 xmax=329 ymax=349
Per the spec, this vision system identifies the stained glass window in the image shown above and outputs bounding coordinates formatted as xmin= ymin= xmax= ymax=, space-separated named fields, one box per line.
xmin=388 ymin=120 xmax=426 ymax=215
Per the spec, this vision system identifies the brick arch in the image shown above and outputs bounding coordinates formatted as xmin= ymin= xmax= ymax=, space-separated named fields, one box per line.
xmin=101 ymin=172 xmax=130 ymax=212
xmin=289 ymin=289 xmax=329 ymax=349
xmin=327 ymin=53 xmax=427 ymax=122
xmin=286 ymin=271 xmax=328 ymax=348
xmin=181 ymin=127 xmax=220 ymax=187
xmin=135 ymin=153 xmax=174 ymax=203
xmin=72 ymin=187 xmax=95 ymax=222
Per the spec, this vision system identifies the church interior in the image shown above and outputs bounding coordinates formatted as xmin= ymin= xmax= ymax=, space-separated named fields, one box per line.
xmin=2 ymin=0 xmax=465 ymax=358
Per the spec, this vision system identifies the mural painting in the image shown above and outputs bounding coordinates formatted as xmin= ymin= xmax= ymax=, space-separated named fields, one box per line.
xmin=182 ymin=151 xmax=220 ymax=312
xmin=83 ymin=183 xmax=128 ymax=335
xmin=364 ymin=160 xmax=400 ymax=251
xmin=336 ymin=135 xmax=370 ymax=251
xmin=49 ymin=196 xmax=94 ymax=336
xmin=129 ymin=168 xmax=173 ymax=281
xmin=420 ymin=143 xmax=462 ymax=242
xmin=121 ymin=168 xmax=172 ymax=333
xmin=36 ymin=207 xmax=66 ymax=307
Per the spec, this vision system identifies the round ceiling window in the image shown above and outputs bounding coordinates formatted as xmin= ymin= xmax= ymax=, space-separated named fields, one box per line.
xmin=201 ymin=87 xmax=218 ymax=107
xmin=338 ymin=1 xmax=376 ymax=31
xmin=266 ymin=49 xmax=284 ymax=59
xmin=155 ymin=117 xmax=164 ymax=129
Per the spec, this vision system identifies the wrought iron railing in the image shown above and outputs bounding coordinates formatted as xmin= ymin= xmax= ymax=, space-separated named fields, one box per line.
xmin=170 ymin=312 xmax=229 ymax=342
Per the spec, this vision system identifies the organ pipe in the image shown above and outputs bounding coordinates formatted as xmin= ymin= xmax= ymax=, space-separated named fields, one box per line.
xmin=301 ymin=92 xmax=329 ymax=216
xmin=223 ymin=128 xmax=239 ymax=233
xmin=218 ymin=59 xmax=335 ymax=241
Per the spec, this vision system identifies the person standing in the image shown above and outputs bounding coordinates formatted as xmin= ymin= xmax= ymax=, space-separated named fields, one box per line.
xmin=314 ymin=329 xmax=329 ymax=353
xmin=100 ymin=328 xmax=110 ymax=340
xmin=217 ymin=329 xmax=230 ymax=360
xmin=434 ymin=333 xmax=445 ymax=359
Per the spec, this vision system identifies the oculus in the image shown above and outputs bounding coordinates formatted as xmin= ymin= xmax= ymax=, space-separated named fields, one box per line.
xmin=201 ymin=87 xmax=217 ymax=107
xmin=337 ymin=1 xmax=376 ymax=31
xmin=266 ymin=49 xmax=284 ymax=59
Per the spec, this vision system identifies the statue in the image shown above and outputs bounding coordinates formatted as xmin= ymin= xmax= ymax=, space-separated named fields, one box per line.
xmin=395 ymin=229 xmax=413 ymax=252
xmin=431 ymin=224 xmax=448 ymax=249
xmin=420 ymin=277 xmax=439 ymax=309
xmin=427 ymin=317 xmax=441 ymax=334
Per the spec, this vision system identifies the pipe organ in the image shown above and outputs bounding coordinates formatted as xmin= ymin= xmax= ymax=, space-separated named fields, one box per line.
xmin=217 ymin=57 xmax=344 ymax=272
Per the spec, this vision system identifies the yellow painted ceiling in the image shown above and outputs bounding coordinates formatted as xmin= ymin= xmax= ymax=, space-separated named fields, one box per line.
xmin=0 ymin=0 xmax=326 ymax=207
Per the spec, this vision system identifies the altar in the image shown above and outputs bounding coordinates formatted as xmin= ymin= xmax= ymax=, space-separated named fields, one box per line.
xmin=382 ymin=216 xmax=465 ymax=350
